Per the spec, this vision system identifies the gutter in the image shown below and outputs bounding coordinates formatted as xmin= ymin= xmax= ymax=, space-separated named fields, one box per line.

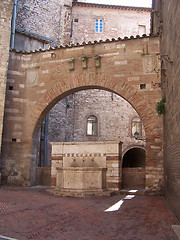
xmin=10 ymin=0 xmax=18 ymax=50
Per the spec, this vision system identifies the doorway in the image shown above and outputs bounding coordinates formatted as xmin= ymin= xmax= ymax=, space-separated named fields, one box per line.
xmin=122 ymin=148 xmax=146 ymax=189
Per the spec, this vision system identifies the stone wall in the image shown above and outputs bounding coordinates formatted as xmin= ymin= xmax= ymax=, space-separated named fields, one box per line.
xmin=152 ymin=0 xmax=180 ymax=220
xmin=71 ymin=2 xmax=151 ymax=44
xmin=0 ymin=0 xmax=13 ymax=162
xmin=16 ymin=0 xmax=73 ymax=46
xmin=48 ymin=89 xmax=146 ymax=154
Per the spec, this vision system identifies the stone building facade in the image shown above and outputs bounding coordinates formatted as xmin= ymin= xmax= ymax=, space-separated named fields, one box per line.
xmin=0 ymin=0 xmax=13 ymax=159
xmin=48 ymin=89 xmax=146 ymax=153
xmin=152 ymin=0 xmax=180 ymax=221
xmin=71 ymin=2 xmax=151 ymax=44
xmin=45 ymin=1 xmax=150 ymax=167
xmin=13 ymin=0 xmax=151 ymax=172
xmin=15 ymin=1 xmax=151 ymax=46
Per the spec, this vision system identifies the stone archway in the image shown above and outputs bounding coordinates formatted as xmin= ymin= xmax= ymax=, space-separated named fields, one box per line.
xmin=2 ymin=36 xmax=163 ymax=193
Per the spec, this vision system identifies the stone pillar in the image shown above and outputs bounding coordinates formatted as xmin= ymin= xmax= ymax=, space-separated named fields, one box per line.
xmin=0 ymin=1 xmax=13 ymax=155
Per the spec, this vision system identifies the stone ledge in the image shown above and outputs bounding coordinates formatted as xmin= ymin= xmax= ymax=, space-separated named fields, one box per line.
xmin=172 ymin=225 xmax=180 ymax=240
xmin=47 ymin=188 xmax=119 ymax=198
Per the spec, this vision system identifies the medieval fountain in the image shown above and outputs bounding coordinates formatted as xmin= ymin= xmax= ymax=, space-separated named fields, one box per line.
xmin=50 ymin=141 xmax=123 ymax=197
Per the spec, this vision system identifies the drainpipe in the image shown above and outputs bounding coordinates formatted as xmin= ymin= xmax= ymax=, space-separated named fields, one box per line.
xmin=44 ymin=113 xmax=49 ymax=167
xmin=10 ymin=0 xmax=18 ymax=50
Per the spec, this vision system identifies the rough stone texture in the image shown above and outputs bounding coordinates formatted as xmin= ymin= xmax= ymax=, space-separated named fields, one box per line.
xmin=71 ymin=2 xmax=151 ymax=44
xmin=0 ymin=0 xmax=13 ymax=159
xmin=16 ymin=0 xmax=73 ymax=46
xmin=1 ymin=36 xmax=163 ymax=194
xmin=48 ymin=89 xmax=146 ymax=153
xmin=152 ymin=0 xmax=180 ymax=221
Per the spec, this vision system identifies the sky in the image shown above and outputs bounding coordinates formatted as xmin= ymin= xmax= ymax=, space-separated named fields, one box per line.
xmin=85 ymin=0 xmax=152 ymax=8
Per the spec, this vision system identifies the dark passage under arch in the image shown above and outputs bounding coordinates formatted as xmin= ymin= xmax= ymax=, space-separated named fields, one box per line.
xmin=122 ymin=148 xmax=145 ymax=168
xmin=122 ymin=148 xmax=146 ymax=189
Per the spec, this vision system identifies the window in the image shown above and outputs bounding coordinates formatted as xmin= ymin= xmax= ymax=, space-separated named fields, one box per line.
xmin=131 ymin=117 xmax=142 ymax=138
xmin=87 ymin=115 xmax=98 ymax=136
xmin=95 ymin=19 xmax=103 ymax=33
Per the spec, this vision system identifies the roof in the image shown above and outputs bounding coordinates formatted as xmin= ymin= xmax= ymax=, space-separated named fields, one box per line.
xmin=72 ymin=1 xmax=151 ymax=12
xmin=11 ymin=33 xmax=158 ymax=54
xmin=15 ymin=27 xmax=54 ymax=45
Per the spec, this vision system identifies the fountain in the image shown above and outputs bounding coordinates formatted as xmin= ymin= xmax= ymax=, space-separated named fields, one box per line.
xmin=50 ymin=141 xmax=122 ymax=197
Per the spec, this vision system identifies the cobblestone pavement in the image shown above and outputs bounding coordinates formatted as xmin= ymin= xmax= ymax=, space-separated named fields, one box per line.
xmin=0 ymin=186 xmax=178 ymax=240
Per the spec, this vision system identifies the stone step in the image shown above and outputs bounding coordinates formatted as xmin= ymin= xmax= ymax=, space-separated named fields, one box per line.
xmin=47 ymin=188 xmax=118 ymax=198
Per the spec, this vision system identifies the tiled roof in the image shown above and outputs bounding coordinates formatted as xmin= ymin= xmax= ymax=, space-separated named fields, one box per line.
xmin=11 ymin=33 xmax=158 ymax=54
xmin=16 ymin=27 xmax=54 ymax=45
xmin=72 ymin=1 xmax=151 ymax=12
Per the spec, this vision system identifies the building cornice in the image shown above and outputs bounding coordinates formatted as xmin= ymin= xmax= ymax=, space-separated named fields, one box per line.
xmin=72 ymin=1 xmax=151 ymax=12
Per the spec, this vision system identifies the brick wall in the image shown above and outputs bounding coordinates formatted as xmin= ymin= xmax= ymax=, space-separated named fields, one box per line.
xmin=71 ymin=3 xmax=151 ymax=44
xmin=1 ymin=36 xmax=163 ymax=193
xmin=0 ymin=0 xmax=13 ymax=161
xmin=122 ymin=168 xmax=145 ymax=189
xmin=152 ymin=0 xmax=180 ymax=220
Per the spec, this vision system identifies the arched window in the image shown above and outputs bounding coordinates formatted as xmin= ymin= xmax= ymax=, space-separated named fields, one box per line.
xmin=131 ymin=117 xmax=142 ymax=138
xmin=87 ymin=115 xmax=98 ymax=136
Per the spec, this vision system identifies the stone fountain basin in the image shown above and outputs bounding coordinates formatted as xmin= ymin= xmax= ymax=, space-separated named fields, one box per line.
xmin=56 ymin=167 xmax=107 ymax=192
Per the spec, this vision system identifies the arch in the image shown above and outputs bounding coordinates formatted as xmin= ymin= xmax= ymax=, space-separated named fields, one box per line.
xmin=122 ymin=147 xmax=146 ymax=189
xmin=29 ymin=81 xmax=158 ymax=186
xmin=2 ymin=37 xmax=163 ymax=192
xmin=122 ymin=145 xmax=146 ymax=159
xmin=122 ymin=147 xmax=146 ymax=168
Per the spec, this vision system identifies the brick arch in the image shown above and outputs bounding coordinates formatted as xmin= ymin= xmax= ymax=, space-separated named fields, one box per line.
xmin=122 ymin=145 xmax=146 ymax=158
xmin=30 ymin=73 xmax=152 ymax=139
xmin=30 ymin=73 xmax=161 ymax=190
xmin=3 ymin=37 xmax=163 ymax=192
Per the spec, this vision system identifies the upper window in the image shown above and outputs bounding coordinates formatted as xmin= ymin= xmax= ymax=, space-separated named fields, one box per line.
xmin=131 ymin=117 xmax=142 ymax=138
xmin=87 ymin=115 xmax=98 ymax=136
xmin=95 ymin=19 xmax=103 ymax=33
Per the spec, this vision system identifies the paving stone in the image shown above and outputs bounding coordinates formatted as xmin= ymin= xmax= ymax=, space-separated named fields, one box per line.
xmin=0 ymin=186 xmax=178 ymax=240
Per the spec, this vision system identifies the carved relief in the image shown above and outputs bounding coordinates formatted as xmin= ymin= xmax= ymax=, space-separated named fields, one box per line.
xmin=25 ymin=67 xmax=39 ymax=86
xmin=143 ymin=55 xmax=157 ymax=73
